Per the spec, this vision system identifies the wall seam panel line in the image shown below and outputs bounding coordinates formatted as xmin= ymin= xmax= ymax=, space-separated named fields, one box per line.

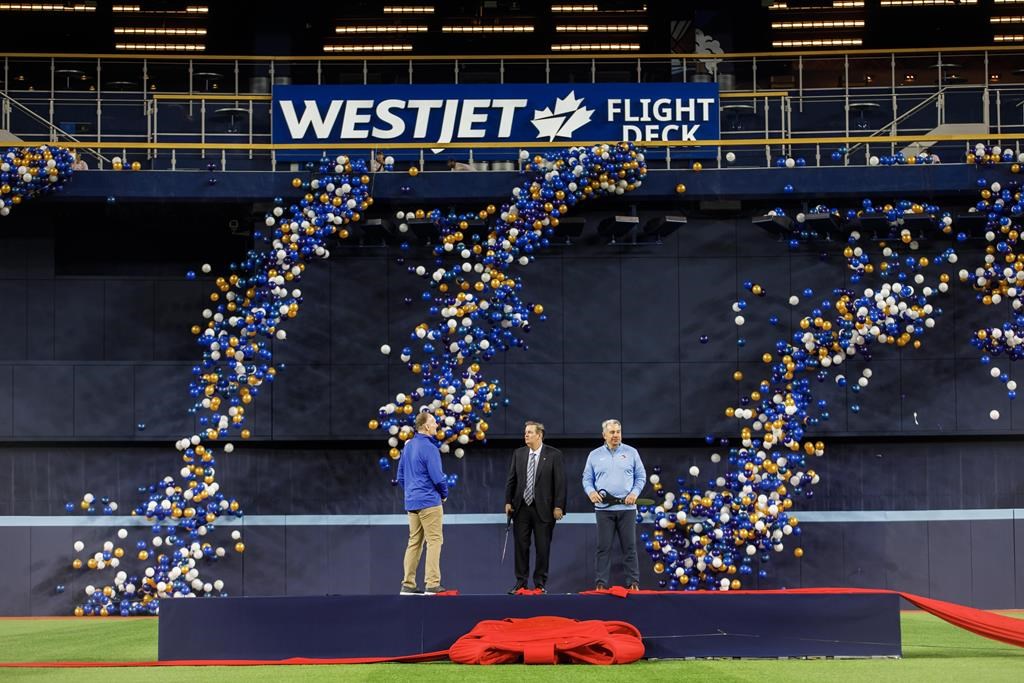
xmin=1 ymin=509 xmax=1022 ymax=527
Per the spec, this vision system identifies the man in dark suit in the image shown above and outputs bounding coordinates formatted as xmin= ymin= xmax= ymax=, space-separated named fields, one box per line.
xmin=504 ymin=420 xmax=566 ymax=593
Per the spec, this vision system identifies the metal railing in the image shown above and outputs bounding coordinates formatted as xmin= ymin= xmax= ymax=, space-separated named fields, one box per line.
xmin=4 ymin=46 xmax=1024 ymax=170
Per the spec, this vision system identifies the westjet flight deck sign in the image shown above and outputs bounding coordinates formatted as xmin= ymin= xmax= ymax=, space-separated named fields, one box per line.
xmin=271 ymin=83 xmax=719 ymax=147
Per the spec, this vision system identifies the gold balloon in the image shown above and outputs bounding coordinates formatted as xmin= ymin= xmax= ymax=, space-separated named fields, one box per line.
xmin=692 ymin=162 xmax=702 ymax=171
xmin=409 ymin=166 xmax=420 ymax=177
xmin=675 ymin=183 xmax=686 ymax=193
xmin=131 ymin=161 xmax=141 ymax=171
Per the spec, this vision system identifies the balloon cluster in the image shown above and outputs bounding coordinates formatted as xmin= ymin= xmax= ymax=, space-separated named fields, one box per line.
xmin=962 ymin=143 xmax=1024 ymax=406
xmin=645 ymin=189 xmax=961 ymax=590
xmin=69 ymin=155 xmax=372 ymax=615
xmin=0 ymin=145 xmax=74 ymax=216
xmin=372 ymin=143 xmax=646 ymax=462
xmin=867 ymin=152 xmax=939 ymax=167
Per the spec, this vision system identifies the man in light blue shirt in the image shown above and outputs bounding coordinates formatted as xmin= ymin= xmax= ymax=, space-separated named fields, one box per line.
xmin=582 ymin=419 xmax=646 ymax=590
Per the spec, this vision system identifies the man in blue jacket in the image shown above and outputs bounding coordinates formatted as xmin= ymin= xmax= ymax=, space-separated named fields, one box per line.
xmin=397 ymin=411 xmax=450 ymax=595
xmin=582 ymin=419 xmax=646 ymax=591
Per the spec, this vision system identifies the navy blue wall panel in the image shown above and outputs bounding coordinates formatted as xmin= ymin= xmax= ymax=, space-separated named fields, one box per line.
xmin=330 ymin=364 xmax=388 ymax=437
xmin=969 ymin=520 xmax=1015 ymax=609
xmin=1016 ymin=519 xmax=1024 ymax=607
xmin=680 ymin=361 xmax=736 ymax=435
xmin=563 ymin=363 xmax=621 ymax=435
xmin=12 ymin=365 xmax=74 ymax=437
xmin=843 ymin=523 xmax=889 ymax=589
xmin=153 ymin=281 xmax=204 ymax=360
xmin=883 ymin=521 xmax=930 ymax=595
xmin=54 ymin=280 xmax=105 ymax=360
xmin=927 ymin=521 xmax=973 ymax=605
xmin=510 ymin=255 xmax=563 ymax=364
xmin=0 ymin=365 xmax=12 ymax=437
xmin=104 ymin=281 xmax=154 ymax=361
xmin=901 ymin=358 xmax=957 ymax=433
xmin=504 ymin=363 xmax=564 ymax=436
xmin=73 ymin=365 xmax=134 ymax=437
xmin=622 ymin=363 xmax=681 ymax=435
xmin=622 ymin=258 xmax=679 ymax=363
xmin=679 ymin=258 xmax=737 ymax=363
xmin=271 ymin=365 xmax=331 ymax=438
xmin=331 ymin=257 xmax=389 ymax=365
xmin=563 ymin=259 xmax=620 ymax=363
xmin=276 ymin=265 xmax=331 ymax=365
xmin=0 ymin=280 xmax=28 ymax=361
xmin=26 ymin=281 xmax=56 ymax=361
xmin=0 ymin=528 xmax=31 ymax=615
xmin=132 ymin=364 xmax=195 ymax=438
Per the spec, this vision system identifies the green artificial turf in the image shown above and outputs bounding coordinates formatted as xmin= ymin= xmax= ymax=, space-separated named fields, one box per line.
xmin=0 ymin=611 xmax=1021 ymax=682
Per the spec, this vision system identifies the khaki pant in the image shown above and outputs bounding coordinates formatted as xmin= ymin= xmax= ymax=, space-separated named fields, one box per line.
xmin=402 ymin=504 xmax=444 ymax=589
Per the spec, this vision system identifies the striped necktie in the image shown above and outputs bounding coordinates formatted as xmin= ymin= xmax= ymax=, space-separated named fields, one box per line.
xmin=524 ymin=451 xmax=538 ymax=505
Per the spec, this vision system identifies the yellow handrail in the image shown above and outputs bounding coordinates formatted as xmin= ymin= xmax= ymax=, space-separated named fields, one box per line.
xmin=152 ymin=93 xmax=272 ymax=101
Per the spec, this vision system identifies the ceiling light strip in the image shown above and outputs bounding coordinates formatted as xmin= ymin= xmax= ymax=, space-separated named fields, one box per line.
xmin=551 ymin=42 xmax=641 ymax=51
xmin=323 ymin=44 xmax=414 ymax=52
xmin=556 ymin=24 xmax=648 ymax=31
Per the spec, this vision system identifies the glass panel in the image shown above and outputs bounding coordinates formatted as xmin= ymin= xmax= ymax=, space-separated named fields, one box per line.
xmin=147 ymin=60 xmax=190 ymax=93
xmin=322 ymin=61 xmax=366 ymax=85
xmin=239 ymin=60 xmax=273 ymax=93
xmin=192 ymin=60 xmax=235 ymax=93
xmin=458 ymin=60 xmax=502 ymax=84
xmin=594 ymin=59 xmax=635 ymax=83
xmin=548 ymin=60 xmax=591 ymax=84
xmin=101 ymin=59 xmax=146 ymax=93
xmin=503 ymin=60 xmax=547 ymax=84
xmin=412 ymin=61 xmax=456 ymax=84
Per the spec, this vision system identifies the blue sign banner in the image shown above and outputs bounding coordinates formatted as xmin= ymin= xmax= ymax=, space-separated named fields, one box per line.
xmin=271 ymin=83 xmax=719 ymax=148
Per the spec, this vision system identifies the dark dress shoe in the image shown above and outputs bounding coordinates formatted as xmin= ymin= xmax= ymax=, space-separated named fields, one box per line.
xmin=536 ymin=585 xmax=547 ymax=593
xmin=508 ymin=582 xmax=527 ymax=594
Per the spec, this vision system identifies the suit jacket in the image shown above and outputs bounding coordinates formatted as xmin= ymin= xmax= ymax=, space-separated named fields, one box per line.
xmin=504 ymin=443 xmax=566 ymax=523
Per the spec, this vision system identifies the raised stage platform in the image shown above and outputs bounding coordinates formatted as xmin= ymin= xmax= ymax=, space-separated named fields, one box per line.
xmin=158 ymin=589 xmax=901 ymax=661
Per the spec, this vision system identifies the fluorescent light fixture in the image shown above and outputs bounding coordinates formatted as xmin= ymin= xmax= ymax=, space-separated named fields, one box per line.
xmin=0 ymin=2 xmax=95 ymax=10
xmin=114 ymin=27 xmax=207 ymax=35
xmin=323 ymin=44 xmax=413 ymax=52
xmin=552 ymin=3 xmax=647 ymax=11
xmin=880 ymin=0 xmax=976 ymax=5
xmin=772 ymin=38 xmax=863 ymax=47
xmin=768 ymin=2 xmax=864 ymax=9
xmin=335 ymin=25 xmax=428 ymax=33
xmin=991 ymin=16 xmax=1024 ymax=22
xmin=113 ymin=4 xmax=207 ymax=12
xmin=994 ymin=33 xmax=1024 ymax=41
xmin=442 ymin=25 xmax=534 ymax=32
xmin=382 ymin=5 xmax=434 ymax=13
xmin=772 ymin=20 xmax=864 ymax=29
xmin=556 ymin=23 xmax=648 ymax=31
xmin=115 ymin=42 xmax=205 ymax=51
xmin=551 ymin=42 xmax=640 ymax=51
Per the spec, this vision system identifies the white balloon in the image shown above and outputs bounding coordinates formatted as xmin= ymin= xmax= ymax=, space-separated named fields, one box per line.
xmin=990 ymin=409 xmax=1001 ymax=420
xmin=380 ymin=344 xmax=391 ymax=355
